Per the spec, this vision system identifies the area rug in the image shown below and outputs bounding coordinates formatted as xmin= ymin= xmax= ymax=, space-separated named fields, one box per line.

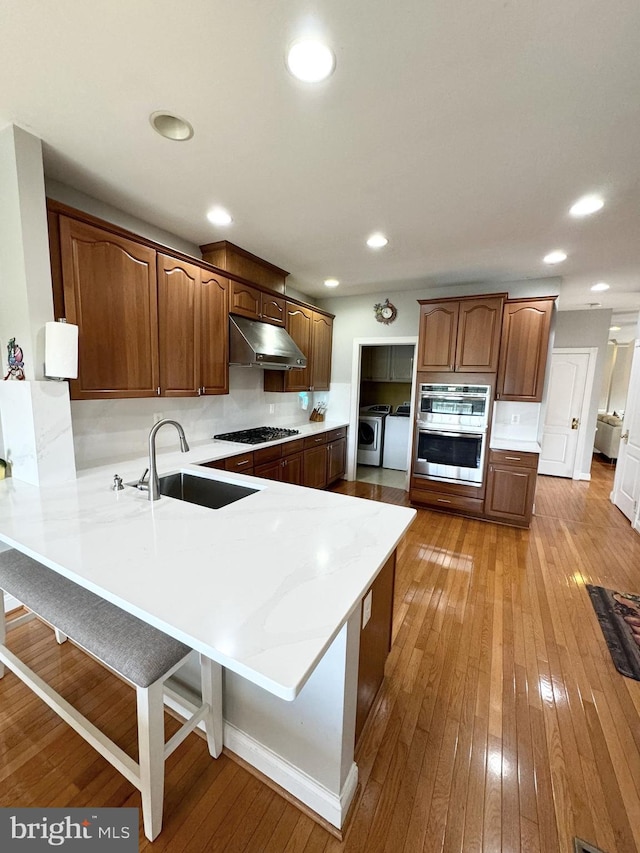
xmin=586 ymin=585 xmax=640 ymax=681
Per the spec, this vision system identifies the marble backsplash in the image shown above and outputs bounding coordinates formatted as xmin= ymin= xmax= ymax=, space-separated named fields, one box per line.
xmin=71 ymin=367 xmax=334 ymax=469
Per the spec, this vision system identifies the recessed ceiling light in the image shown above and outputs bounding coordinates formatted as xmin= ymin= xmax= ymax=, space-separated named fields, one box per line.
xmin=610 ymin=325 xmax=621 ymax=332
xmin=207 ymin=207 xmax=233 ymax=226
xmin=591 ymin=282 xmax=610 ymax=292
xmin=286 ymin=39 xmax=335 ymax=82
xmin=570 ymin=194 xmax=604 ymax=217
xmin=324 ymin=278 xmax=340 ymax=288
xmin=543 ymin=250 xmax=567 ymax=264
xmin=367 ymin=233 xmax=388 ymax=249
xmin=149 ymin=111 xmax=194 ymax=141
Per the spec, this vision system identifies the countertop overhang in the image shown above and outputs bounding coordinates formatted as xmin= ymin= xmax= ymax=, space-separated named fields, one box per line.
xmin=0 ymin=420 xmax=416 ymax=701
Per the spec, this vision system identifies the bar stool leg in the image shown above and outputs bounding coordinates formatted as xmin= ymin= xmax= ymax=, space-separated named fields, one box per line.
xmin=136 ymin=679 xmax=166 ymax=841
xmin=200 ymin=655 xmax=223 ymax=758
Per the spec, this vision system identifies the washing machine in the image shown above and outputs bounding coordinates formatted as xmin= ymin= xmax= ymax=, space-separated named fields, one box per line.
xmin=357 ymin=404 xmax=391 ymax=466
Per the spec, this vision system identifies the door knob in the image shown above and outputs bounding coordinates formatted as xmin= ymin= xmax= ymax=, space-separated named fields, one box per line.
xmin=622 ymin=430 xmax=630 ymax=443
xmin=571 ymin=417 xmax=579 ymax=430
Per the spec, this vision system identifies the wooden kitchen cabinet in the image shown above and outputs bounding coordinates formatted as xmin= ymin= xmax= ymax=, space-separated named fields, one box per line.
xmin=362 ymin=345 xmax=414 ymax=382
xmin=264 ymin=303 xmax=334 ymax=393
xmin=484 ymin=449 xmax=538 ymax=527
xmin=326 ymin=429 xmax=347 ymax=484
xmin=157 ymin=254 xmax=201 ymax=396
xmin=158 ymin=256 xmax=230 ymax=397
xmin=58 ymin=216 xmax=160 ymax=399
xmin=496 ymin=298 xmax=555 ymax=402
xmin=229 ymin=281 xmax=286 ymax=326
xmin=200 ymin=270 xmax=229 ymax=395
xmin=50 ymin=202 xmax=230 ymax=400
xmin=303 ymin=434 xmax=329 ymax=489
xmin=356 ymin=552 xmax=395 ymax=745
xmin=417 ymin=295 xmax=505 ymax=373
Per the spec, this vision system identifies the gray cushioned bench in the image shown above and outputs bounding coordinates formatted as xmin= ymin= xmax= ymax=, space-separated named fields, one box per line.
xmin=0 ymin=548 xmax=223 ymax=841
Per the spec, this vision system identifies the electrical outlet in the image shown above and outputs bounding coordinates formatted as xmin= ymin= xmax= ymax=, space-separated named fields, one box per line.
xmin=362 ymin=590 xmax=373 ymax=629
xmin=510 ymin=413 xmax=520 ymax=425
xmin=269 ymin=403 xmax=275 ymax=414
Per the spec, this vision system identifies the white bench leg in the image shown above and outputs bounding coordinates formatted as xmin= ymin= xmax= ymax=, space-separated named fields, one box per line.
xmin=0 ymin=590 xmax=5 ymax=679
xmin=200 ymin=655 xmax=223 ymax=758
xmin=136 ymin=679 xmax=166 ymax=841
xmin=54 ymin=628 xmax=68 ymax=644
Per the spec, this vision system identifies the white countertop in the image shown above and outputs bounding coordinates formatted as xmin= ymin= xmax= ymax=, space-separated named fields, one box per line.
xmin=0 ymin=420 xmax=416 ymax=701
xmin=489 ymin=437 xmax=541 ymax=453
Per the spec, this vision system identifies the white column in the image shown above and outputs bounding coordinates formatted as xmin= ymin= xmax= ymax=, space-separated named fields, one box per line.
xmin=0 ymin=124 xmax=76 ymax=484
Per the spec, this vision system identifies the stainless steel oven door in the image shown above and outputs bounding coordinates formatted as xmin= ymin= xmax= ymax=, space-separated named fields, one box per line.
xmin=413 ymin=427 xmax=486 ymax=486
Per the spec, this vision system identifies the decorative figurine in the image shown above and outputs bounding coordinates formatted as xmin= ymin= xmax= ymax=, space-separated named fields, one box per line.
xmin=4 ymin=337 xmax=25 ymax=380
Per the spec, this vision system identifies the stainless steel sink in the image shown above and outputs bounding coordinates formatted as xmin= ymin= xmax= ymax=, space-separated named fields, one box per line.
xmin=130 ymin=472 xmax=258 ymax=509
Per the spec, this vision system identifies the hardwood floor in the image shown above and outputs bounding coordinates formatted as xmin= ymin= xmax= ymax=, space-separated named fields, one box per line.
xmin=1 ymin=456 xmax=639 ymax=852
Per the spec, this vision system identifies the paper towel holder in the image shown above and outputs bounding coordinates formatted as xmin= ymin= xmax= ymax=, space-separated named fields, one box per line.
xmin=44 ymin=318 xmax=79 ymax=381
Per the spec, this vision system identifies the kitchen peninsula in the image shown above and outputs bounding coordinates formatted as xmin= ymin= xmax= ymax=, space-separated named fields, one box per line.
xmin=0 ymin=420 xmax=416 ymax=831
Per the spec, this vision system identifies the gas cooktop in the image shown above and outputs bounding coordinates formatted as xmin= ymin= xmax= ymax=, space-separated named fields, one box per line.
xmin=212 ymin=426 xmax=300 ymax=445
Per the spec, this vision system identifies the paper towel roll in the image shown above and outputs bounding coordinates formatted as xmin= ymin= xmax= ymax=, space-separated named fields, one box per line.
xmin=45 ymin=321 xmax=78 ymax=379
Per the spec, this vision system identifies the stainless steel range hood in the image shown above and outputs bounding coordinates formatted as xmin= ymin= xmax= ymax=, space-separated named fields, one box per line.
xmin=229 ymin=314 xmax=307 ymax=370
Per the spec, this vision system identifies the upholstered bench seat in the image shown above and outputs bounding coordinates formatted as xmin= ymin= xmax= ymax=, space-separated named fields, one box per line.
xmin=0 ymin=548 xmax=222 ymax=841
xmin=0 ymin=549 xmax=190 ymax=688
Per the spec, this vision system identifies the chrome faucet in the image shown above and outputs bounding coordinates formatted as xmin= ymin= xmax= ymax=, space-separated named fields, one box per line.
xmin=148 ymin=419 xmax=190 ymax=501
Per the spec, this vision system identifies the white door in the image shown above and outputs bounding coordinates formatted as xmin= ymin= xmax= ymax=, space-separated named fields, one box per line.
xmin=539 ymin=349 xmax=594 ymax=478
xmin=612 ymin=341 xmax=640 ymax=528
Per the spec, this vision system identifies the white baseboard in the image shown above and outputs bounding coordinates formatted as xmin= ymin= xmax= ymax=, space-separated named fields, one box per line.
xmin=163 ymin=689 xmax=358 ymax=829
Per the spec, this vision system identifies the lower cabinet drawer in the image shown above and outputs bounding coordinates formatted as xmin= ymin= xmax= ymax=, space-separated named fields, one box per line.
xmin=488 ymin=449 xmax=538 ymax=468
xmin=411 ymin=487 xmax=484 ymax=515
xmin=224 ymin=452 xmax=254 ymax=473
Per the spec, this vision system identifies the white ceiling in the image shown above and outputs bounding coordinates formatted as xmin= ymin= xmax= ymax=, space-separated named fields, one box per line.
xmin=1 ymin=0 xmax=639 ymax=328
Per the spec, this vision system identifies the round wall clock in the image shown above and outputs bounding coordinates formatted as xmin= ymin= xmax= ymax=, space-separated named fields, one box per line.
xmin=374 ymin=299 xmax=398 ymax=325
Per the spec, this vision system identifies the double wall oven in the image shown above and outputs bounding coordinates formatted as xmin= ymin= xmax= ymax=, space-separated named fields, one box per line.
xmin=413 ymin=382 xmax=491 ymax=487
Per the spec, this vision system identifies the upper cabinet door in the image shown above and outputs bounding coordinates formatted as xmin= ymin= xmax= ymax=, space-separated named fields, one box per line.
xmin=260 ymin=293 xmax=286 ymax=326
xmin=200 ymin=270 xmax=229 ymax=395
xmin=60 ymin=216 xmax=159 ymax=399
xmin=157 ymin=254 xmax=201 ymax=396
xmin=456 ymin=296 xmax=504 ymax=372
xmin=311 ymin=312 xmax=333 ymax=391
xmin=284 ymin=303 xmax=313 ymax=392
xmin=417 ymin=302 xmax=459 ymax=371
xmin=496 ymin=299 xmax=555 ymax=402
xmin=230 ymin=281 xmax=261 ymax=319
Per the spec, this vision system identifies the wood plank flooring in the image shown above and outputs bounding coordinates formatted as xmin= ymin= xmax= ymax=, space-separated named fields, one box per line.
xmin=1 ymin=456 xmax=639 ymax=852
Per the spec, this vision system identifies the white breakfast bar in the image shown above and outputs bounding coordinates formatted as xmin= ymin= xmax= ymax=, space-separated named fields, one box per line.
xmin=0 ymin=423 xmax=416 ymax=831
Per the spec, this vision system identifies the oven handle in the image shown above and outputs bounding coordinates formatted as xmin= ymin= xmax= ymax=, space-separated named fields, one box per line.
xmin=416 ymin=425 xmax=487 ymax=437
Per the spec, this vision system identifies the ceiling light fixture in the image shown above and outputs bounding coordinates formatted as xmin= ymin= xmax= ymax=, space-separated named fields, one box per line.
xmin=207 ymin=207 xmax=233 ymax=226
xmin=149 ymin=111 xmax=194 ymax=141
xmin=569 ymin=194 xmax=604 ymax=217
xmin=367 ymin=233 xmax=388 ymax=249
xmin=324 ymin=278 xmax=340 ymax=288
xmin=590 ymin=282 xmax=610 ymax=292
xmin=286 ymin=39 xmax=335 ymax=82
xmin=543 ymin=250 xmax=567 ymax=264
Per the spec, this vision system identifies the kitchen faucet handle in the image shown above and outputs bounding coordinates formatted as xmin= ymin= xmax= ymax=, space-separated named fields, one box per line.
xmin=136 ymin=468 xmax=150 ymax=490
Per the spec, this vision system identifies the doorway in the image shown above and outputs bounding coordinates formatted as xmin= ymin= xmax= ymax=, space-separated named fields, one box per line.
xmin=347 ymin=337 xmax=418 ymax=487
xmin=538 ymin=348 xmax=597 ymax=479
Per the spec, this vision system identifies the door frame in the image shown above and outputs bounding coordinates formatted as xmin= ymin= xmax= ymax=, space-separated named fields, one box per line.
xmin=611 ymin=339 xmax=640 ymax=532
xmin=540 ymin=347 xmax=598 ymax=480
xmin=347 ymin=336 xmax=418 ymax=485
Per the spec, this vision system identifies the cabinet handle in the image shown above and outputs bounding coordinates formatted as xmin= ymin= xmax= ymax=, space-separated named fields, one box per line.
xmin=157 ymin=387 xmax=161 ymax=395
xmin=436 ymin=498 xmax=452 ymax=504
xmin=236 ymin=460 xmax=251 ymax=467
xmin=504 ymin=456 xmax=521 ymax=461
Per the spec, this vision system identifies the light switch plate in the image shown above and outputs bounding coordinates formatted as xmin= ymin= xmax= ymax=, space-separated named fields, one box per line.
xmin=362 ymin=590 xmax=372 ymax=629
